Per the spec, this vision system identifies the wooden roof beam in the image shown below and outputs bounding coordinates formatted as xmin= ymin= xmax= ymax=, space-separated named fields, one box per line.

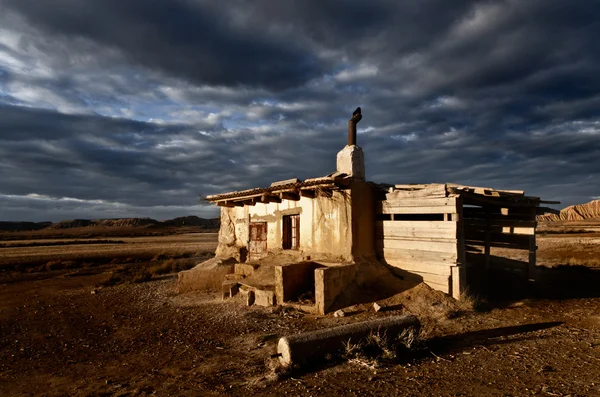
xmin=299 ymin=190 xmax=315 ymax=199
xmin=280 ymin=191 xmax=300 ymax=201
xmin=242 ymin=197 xmax=260 ymax=206
xmin=261 ymin=193 xmax=282 ymax=204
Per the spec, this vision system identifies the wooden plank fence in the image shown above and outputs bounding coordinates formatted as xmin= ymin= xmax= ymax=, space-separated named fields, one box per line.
xmin=376 ymin=196 xmax=463 ymax=297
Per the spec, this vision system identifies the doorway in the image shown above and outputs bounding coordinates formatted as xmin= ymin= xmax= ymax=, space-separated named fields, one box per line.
xmin=282 ymin=214 xmax=300 ymax=250
xmin=249 ymin=222 xmax=267 ymax=261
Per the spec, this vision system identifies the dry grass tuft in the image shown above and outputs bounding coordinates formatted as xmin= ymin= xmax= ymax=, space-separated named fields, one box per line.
xmin=444 ymin=289 xmax=487 ymax=318
xmin=247 ymin=357 xmax=293 ymax=388
xmin=342 ymin=327 xmax=424 ymax=369
xmin=562 ymin=257 xmax=600 ymax=268
xmin=102 ymin=270 xmax=125 ymax=286
xmin=397 ymin=327 xmax=419 ymax=350
xmin=152 ymin=252 xmax=170 ymax=261
xmin=148 ymin=258 xmax=196 ymax=276
xmin=132 ymin=270 xmax=152 ymax=283
xmin=43 ymin=260 xmax=80 ymax=271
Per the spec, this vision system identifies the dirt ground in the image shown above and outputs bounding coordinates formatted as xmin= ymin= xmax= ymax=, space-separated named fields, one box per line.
xmin=2 ymin=226 xmax=600 ymax=396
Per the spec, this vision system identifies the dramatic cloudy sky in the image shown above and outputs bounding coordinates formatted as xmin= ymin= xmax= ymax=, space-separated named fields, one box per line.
xmin=1 ymin=0 xmax=599 ymax=221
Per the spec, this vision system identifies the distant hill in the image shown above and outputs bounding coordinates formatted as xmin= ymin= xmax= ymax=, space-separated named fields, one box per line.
xmin=98 ymin=218 xmax=160 ymax=227
xmin=0 ymin=221 xmax=53 ymax=231
xmin=161 ymin=216 xmax=220 ymax=228
xmin=0 ymin=216 xmax=219 ymax=231
xmin=538 ymin=199 xmax=600 ymax=221
xmin=49 ymin=219 xmax=97 ymax=229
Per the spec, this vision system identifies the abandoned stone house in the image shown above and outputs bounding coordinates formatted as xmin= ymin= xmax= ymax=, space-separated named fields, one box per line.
xmin=178 ymin=108 xmax=557 ymax=314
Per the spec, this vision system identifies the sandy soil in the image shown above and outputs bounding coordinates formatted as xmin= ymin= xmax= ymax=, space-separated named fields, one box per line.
xmin=1 ymin=226 xmax=600 ymax=396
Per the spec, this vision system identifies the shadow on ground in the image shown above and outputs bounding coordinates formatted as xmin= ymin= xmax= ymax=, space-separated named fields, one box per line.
xmin=424 ymin=321 xmax=563 ymax=355
xmin=467 ymin=261 xmax=600 ymax=302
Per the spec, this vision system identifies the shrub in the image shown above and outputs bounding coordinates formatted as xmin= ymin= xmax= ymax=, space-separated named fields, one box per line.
xmin=45 ymin=260 xmax=67 ymax=271
xmin=150 ymin=259 xmax=177 ymax=276
xmin=148 ymin=258 xmax=195 ymax=276
xmin=152 ymin=252 xmax=169 ymax=261
xmin=132 ymin=270 xmax=151 ymax=283
xmin=101 ymin=271 xmax=123 ymax=286
xmin=64 ymin=260 xmax=79 ymax=269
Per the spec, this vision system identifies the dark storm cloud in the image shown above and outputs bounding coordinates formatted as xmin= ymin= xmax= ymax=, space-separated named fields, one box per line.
xmin=1 ymin=1 xmax=600 ymax=221
xmin=1 ymin=0 xmax=322 ymax=90
xmin=0 ymin=105 xmax=351 ymax=220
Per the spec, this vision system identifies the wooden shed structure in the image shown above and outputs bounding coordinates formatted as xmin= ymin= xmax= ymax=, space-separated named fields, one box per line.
xmin=375 ymin=183 xmax=557 ymax=297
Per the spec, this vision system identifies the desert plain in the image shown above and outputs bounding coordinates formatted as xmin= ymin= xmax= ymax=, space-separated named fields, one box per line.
xmin=1 ymin=220 xmax=600 ymax=396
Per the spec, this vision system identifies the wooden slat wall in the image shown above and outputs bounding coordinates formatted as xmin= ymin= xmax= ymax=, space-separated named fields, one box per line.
xmin=376 ymin=220 xmax=457 ymax=239
xmin=376 ymin=196 xmax=460 ymax=294
xmin=463 ymin=205 xmax=538 ymax=281
xmin=463 ymin=206 xmax=537 ymax=251
xmin=377 ymin=197 xmax=458 ymax=214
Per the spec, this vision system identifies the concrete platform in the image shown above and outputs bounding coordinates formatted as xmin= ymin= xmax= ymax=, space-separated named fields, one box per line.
xmin=177 ymin=257 xmax=236 ymax=293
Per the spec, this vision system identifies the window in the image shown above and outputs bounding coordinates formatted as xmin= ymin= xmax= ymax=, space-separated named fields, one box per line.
xmin=282 ymin=214 xmax=300 ymax=250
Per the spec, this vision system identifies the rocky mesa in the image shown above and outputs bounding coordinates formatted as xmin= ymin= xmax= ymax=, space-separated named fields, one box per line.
xmin=538 ymin=199 xmax=600 ymax=221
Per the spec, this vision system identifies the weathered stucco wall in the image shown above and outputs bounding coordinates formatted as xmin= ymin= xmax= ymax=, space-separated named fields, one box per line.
xmin=215 ymin=191 xmax=355 ymax=262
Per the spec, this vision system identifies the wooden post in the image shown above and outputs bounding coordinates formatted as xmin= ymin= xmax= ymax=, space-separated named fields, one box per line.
xmin=484 ymin=207 xmax=491 ymax=270
xmin=453 ymin=196 xmax=467 ymax=299
xmin=483 ymin=207 xmax=492 ymax=295
xmin=451 ymin=266 xmax=466 ymax=300
xmin=528 ymin=207 xmax=537 ymax=281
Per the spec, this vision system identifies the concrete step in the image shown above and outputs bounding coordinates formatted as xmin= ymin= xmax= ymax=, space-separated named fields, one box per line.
xmin=234 ymin=263 xmax=259 ymax=276
xmin=234 ymin=284 xmax=277 ymax=307
xmin=224 ymin=273 xmax=246 ymax=281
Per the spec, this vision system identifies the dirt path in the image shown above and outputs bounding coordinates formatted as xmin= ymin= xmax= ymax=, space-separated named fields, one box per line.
xmin=1 ymin=266 xmax=599 ymax=397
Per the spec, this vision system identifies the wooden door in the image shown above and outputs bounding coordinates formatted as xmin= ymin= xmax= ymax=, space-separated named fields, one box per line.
xmin=249 ymin=222 xmax=267 ymax=261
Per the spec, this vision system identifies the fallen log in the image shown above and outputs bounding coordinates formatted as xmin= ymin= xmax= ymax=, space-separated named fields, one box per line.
xmin=276 ymin=314 xmax=420 ymax=366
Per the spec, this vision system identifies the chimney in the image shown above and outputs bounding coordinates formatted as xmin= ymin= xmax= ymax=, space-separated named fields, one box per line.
xmin=347 ymin=107 xmax=362 ymax=145
xmin=337 ymin=107 xmax=365 ymax=180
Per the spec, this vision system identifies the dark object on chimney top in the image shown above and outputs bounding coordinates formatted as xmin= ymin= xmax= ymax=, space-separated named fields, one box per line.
xmin=348 ymin=107 xmax=362 ymax=146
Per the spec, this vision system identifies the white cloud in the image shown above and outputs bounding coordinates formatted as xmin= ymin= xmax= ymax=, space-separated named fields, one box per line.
xmin=1 ymin=193 xmax=107 ymax=205
xmin=334 ymin=64 xmax=379 ymax=82
xmin=450 ymin=1 xmax=512 ymax=41
xmin=391 ymin=132 xmax=418 ymax=142
xmin=7 ymin=81 xmax=87 ymax=114
xmin=427 ymin=96 xmax=466 ymax=109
